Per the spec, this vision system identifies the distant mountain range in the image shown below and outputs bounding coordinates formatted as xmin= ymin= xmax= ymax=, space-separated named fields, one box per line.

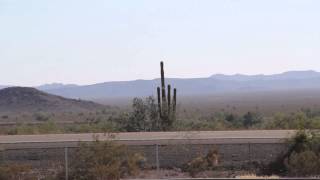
xmin=37 ymin=83 xmax=78 ymax=91
xmin=209 ymin=70 xmax=320 ymax=81
xmin=2 ymin=70 xmax=320 ymax=100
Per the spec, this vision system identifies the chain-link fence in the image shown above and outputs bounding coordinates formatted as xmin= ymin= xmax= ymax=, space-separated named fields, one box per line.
xmin=0 ymin=142 xmax=288 ymax=179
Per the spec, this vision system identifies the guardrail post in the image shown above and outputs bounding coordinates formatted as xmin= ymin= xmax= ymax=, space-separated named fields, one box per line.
xmin=65 ymin=147 xmax=69 ymax=180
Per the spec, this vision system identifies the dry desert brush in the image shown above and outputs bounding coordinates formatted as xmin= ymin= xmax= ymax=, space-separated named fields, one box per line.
xmin=68 ymin=139 xmax=145 ymax=180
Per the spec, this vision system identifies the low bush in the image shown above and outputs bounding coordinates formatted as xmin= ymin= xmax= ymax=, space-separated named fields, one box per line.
xmin=1 ymin=115 xmax=8 ymax=119
xmin=182 ymin=148 xmax=219 ymax=177
xmin=34 ymin=112 xmax=50 ymax=122
xmin=262 ymin=130 xmax=320 ymax=177
xmin=0 ymin=164 xmax=35 ymax=180
xmin=285 ymin=150 xmax=320 ymax=176
xmin=68 ymin=139 xmax=145 ymax=180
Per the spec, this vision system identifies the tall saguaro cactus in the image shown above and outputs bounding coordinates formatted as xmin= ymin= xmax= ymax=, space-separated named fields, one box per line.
xmin=157 ymin=61 xmax=177 ymax=130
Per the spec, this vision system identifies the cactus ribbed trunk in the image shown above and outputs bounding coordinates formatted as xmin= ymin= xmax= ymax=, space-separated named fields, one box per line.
xmin=156 ymin=61 xmax=177 ymax=130
xmin=160 ymin=62 xmax=168 ymax=121
xmin=157 ymin=87 xmax=162 ymax=118
xmin=160 ymin=62 xmax=166 ymax=105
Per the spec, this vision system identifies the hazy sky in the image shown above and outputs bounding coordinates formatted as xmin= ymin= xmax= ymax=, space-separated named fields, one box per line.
xmin=1 ymin=0 xmax=320 ymax=86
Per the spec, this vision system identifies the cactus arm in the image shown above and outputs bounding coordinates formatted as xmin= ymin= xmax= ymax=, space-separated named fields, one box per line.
xmin=160 ymin=61 xmax=167 ymax=105
xmin=167 ymin=84 xmax=171 ymax=116
xmin=173 ymin=88 xmax=177 ymax=114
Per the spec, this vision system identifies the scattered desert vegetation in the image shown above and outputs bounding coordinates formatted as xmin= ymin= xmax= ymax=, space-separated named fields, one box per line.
xmin=1 ymin=64 xmax=320 ymax=179
xmin=2 ymin=103 xmax=320 ymax=135
xmin=262 ymin=130 xmax=320 ymax=177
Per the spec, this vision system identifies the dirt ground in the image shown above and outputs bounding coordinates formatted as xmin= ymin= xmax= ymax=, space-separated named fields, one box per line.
xmin=127 ymin=169 xmax=254 ymax=179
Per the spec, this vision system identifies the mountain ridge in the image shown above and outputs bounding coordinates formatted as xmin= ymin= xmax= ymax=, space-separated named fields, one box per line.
xmin=1 ymin=70 xmax=320 ymax=100
xmin=0 ymin=87 xmax=105 ymax=113
xmin=209 ymin=70 xmax=320 ymax=81
xmin=44 ymin=70 xmax=320 ymax=99
xmin=37 ymin=83 xmax=78 ymax=91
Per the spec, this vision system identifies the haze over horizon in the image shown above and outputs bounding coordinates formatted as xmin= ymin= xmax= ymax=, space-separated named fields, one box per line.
xmin=0 ymin=70 xmax=319 ymax=87
xmin=1 ymin=0 xmax=320 ymax=86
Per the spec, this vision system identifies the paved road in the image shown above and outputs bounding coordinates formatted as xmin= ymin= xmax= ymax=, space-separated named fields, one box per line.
xmin=0 ymin=130 xmax=296 ymax=149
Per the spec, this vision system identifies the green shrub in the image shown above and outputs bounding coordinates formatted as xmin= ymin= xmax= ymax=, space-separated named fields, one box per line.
xmin=16 ymin=124 xmax=38 ymax=134
xmin=38 ymin=121 xmax=60 ymax=134
xmin=263 ymin=130 xmax=320 ymax=176
xmin=285 ymin=150 xmax=320 ymax=176
xmin=34 ymin=112 xmax=50 ymax=122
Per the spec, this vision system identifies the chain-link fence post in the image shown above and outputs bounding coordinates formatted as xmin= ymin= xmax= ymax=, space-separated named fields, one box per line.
xmin=248 ymin=142 xmax=251 ymax=164
xmin=65 ymin=147 xmax=69 ymax=180
xmin=155 ymin=144 xmax=160 ymax=176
